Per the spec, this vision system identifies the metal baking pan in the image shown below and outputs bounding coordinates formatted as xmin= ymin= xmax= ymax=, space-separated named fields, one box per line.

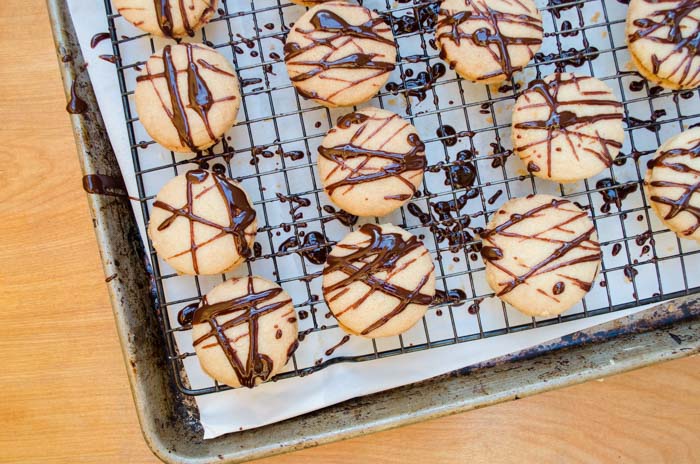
xmin=47 ymin=0 xmax=700 ymax=462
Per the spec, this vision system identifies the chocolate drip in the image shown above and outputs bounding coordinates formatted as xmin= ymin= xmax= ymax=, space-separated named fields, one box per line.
xmin=324 ymin=224 xmax=433 ymax=336
xmin=278 ymin=231 xmax=331 ymax=265
xmin=481 ymin=245 xmax=503 ymax=260
xmin=82 ymin=174 xmax=127 ymax=197
xmin=90 ymin=32 xmax=110 ymax=49
xmin=66 ymin=79 xmax=88 ymax=115
xmin=152 ymin=170 xmax=256 ymax=274
xmin=437 ymin=1 xmax=543 ymax=80
xmin=433 ymin=288 xmax=467 ymax=307
xmin=322 ymin=205 xmax=359 ymax=227
xmin=481 ymin=198 xmax=601 ymax=297
xmin=180 ymin=277 xmax=295 ymax=388
xmin=553 ymin=281 xmax=565 ymax=295
xmin=514 ymin=74 xmax=623 ymax=177
xmin=320 ymin=113 xmax=426 ymax=200
xmin=324 ymin=335 xmax=351 ymax=356
xmin=284 ymin=8 xmax=395 ymax=103
xmin=648 ymin=137 xmax=700 ymax=235
xmin=628 ymin=0 xmax=700 ymax=87
xmin=137 ymin=44 xmax=236 ymax=152
xmin=596 ymin=178 xmax=638 ymax=213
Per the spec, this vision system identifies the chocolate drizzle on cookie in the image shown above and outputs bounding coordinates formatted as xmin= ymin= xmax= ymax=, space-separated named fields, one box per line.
xmin=513 ymin=74 xmax=623 ymax=177
xmin=178 ymin=277 xmax=296 ymax=388
xmin=284 ymin=6 xmax=396 ymax=103
xmin=319 ymin=112 xmax=426 ymax=201
xmin=481 ymin=198 xmax=601 ymax=299
xmin=628 ymin=0 xmax=700 ymax=88
xmin=323 ymin=224 xmax=434 ymax=336
xmin=648 ymin=135 xmax=700 ymax=236
xmin=153 ymin=0 xmax=214 ymax=37
xmin=153 ymin=169 xmax=256 ymax=273
xmin=436 ymin=0 xmax=543 ymax=81
xmin=136 ymin=43 xmax=238 ymax=152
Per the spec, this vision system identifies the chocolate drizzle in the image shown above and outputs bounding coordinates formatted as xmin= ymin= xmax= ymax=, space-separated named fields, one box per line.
xmin=648 ymin=135 xmax=700 ymax=236
xmin=324 ymin=224 xmax=434 ymax=336
xmin=513 ymin=74 xmax=623 ymax=178
xmin=90 ymin=32 xmax=110 ymax=49
xmin=628 ymin=0 xmax=700 ymax=88
xmin=150 ymin=0 xmax=214 ymax=37
xmin=319 ymin=112 xmax=426 ymax=201
xmin=152 ymin=170 xmax=256 ymax=274
xmin=436 ymin=0 xmax=543 ymax=81
xmin=82 ymin=174 xmax=127 ymax=197
xmin=136 ymin=43 xmax=238 ymax=152
xmin=284 ymin=7 xmax=395 ymax=103
xmin=481 ymin=198 xmax=601 ymax=299
xmin=178 ymin=277 xmax=296 ymax=388
xmin=66 ymin=79 xmax=88 ymax=115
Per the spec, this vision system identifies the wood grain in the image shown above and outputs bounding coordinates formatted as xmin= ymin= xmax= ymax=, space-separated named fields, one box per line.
xmin=1 ymin=1 xmax=699 ymax=463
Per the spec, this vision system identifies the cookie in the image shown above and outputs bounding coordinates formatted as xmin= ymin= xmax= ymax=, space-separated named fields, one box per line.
xmin=113 ymin=0 xmax=217 ymax=38
xmin=135 ymin=43 xmax=240 ymax=153
xmin=512 ymin=73 xmax=624 ymax=183
xmin=179 ymin=276 xmax=298 ymax=388
xmin=644 ymin=127 xmax=700 ymax=241
xmin=284 ymin=1 xmax=396 ymax=107
xmin=436 ymin=0 xmax=543 ymax=84
xmin=147 ymin=169 xmax=257 ymax=275
xmin=626 ymin=0 xmax=700 ymax=90
xmin=323 ymin=223 xmax=436 ymax=338
xmin=481 ymin=194 xmax=601 ymax=317
xmin=317 ymin=108 xmax=426 ymax=217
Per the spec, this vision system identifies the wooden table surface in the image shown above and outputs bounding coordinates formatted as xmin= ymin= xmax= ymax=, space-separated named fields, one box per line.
xmin=2 ymin=1 xmax=699 ymax=462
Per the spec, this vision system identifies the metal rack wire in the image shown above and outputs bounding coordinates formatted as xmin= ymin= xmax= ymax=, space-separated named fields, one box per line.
xmin=102 ymin=0 xmax=700 ymax=396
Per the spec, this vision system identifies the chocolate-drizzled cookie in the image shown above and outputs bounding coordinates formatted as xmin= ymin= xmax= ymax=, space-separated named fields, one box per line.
xmin=481 ymin=194 xmax=601 ymax=317
xmin=626 ymin=0 xmax=700 ymax=90
xmin=436 ymin=0 xmax=543 ymax=84
xmin=147 ymin=169 xmax=257 ymax=275
xmin=283 ymin=1 xmax=397 ymax=107
xmin=179 ymin=276 xmax=298 ymax=388
xmin=114 ymin=0 xmax=217 ymax=38
xmin=318 ymin=107 xmax=426 ymax=217
xmin=135 ymin=43 xmax=240 ymax=153
xmin=644 ymin=127 xmax=700 ymax=241
xmin=323 ymin=223 xmax=436 ymax=338
xmin=512 ymin=73 xmax=624 ymax=183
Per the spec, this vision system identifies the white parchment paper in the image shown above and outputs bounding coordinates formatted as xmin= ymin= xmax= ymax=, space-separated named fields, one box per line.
xmin=66 ymin=0 xmax=700 ymax=438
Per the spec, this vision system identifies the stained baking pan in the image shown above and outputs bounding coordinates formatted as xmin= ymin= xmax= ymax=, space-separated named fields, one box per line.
xmin=47 ymin=0 xmax=700 ymax=462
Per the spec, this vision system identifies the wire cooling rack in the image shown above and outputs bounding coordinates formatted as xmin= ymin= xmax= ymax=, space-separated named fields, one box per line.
xmin=102 ymin=0 xmax=700 ymax=395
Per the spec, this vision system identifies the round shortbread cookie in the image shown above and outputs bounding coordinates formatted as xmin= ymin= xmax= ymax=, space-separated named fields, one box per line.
xmin=436 ymin=0 xmax=543 ymax=84
xmin=179 ymin=276 xmax=299 ymax=388
xmin=626 ymin=0 xmax=700 ymax=90
xmin=644 ymin=127 xmax=700 ymax=241
xmin=481 ymin=194 xmax=601 ymax=317
xmin=283 ymin=1 xmax=396 ymax=107
xmin=147 ymin=169 xmax=257 ymax=275
xmin=317 ymin=107 xmax=426 ymax=217
xmin=113 ymin=0 xmax=217 ymax=38
xmin=512 ymin=73 xmax=624 ymax=183
xmin=323 ymin=223 xmax=436 ymax=338
xmin=135 ymin=43 xmax=241 ymax=153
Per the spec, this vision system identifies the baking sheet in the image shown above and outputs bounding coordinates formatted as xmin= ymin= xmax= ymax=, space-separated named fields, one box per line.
xmin=66 ymin=0 xmax=700 ymax=438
